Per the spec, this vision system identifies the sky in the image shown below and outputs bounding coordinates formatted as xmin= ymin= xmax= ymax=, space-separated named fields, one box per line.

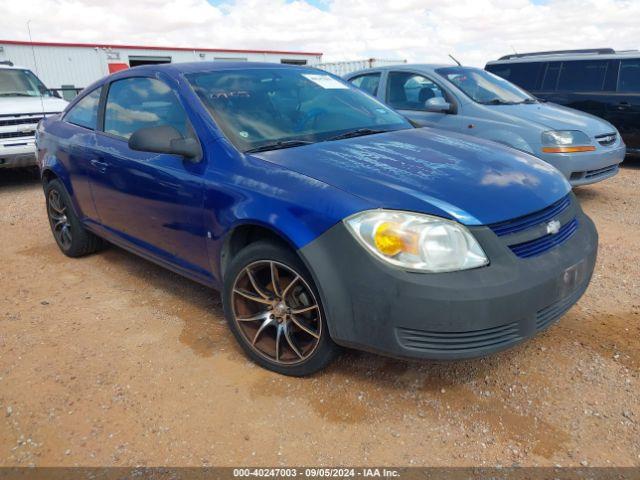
xmin=1 ymin=0 xmax=639 ymax=66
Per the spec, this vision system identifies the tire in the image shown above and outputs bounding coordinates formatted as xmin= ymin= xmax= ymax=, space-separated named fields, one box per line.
xmin=45 ymin=178 xmax=104 ymax=257
xmin=223 ymin=240 xmax=339 ymax=376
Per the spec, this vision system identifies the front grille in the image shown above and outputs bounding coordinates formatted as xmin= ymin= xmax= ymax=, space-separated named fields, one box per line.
xmin=396 ymin=322 xmax=522 ymax=354
xmin=509 ymin=218 xmax=578 ymax=258
xmin=585 ymin=164 xmax=618 ymax=179
xmin=536 ymin=286 xmax=585 ymax=331
xmin=0 ymin=131 xmax=35 ymax=140
xmin=595 ymin=132 xmax=617 ymax=146
xmin=0 ymin=117 xmax=42 ymax=127
xmin=488 ymin=195 xmax=571 ymax=237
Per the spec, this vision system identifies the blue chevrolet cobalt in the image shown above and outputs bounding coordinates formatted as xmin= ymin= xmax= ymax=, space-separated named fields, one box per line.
xmin=36 ymin=63 xmax=597 ymax=376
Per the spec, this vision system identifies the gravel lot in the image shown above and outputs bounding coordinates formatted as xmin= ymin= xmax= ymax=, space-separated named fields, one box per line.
xmin=0 ymin=163 xmax=639 ymax=467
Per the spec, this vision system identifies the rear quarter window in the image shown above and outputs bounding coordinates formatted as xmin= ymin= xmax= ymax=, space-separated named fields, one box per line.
xmin=64 ymin=87 xmax=102 ymax=130
xmin=349 ymin=73 xmax=381 ymax=96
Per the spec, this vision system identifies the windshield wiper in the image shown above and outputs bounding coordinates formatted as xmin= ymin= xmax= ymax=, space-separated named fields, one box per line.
xmin=0 ymin=92 xmax=37 ymax=97
xmin=327 ymin=128 xmax=387 ymax=141
xmin=244 ymin=140 xmax=313 ymax=153
xmin=482 ymin=99 xmax=516 ymax=105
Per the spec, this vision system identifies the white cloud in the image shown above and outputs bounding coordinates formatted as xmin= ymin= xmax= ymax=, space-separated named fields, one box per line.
xmin=1 ymin=0 xmax=639 ymax=66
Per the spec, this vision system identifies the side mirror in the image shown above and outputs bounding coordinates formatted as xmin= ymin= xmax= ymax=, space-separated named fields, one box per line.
xmin=424 ymin=97 xmax=452 ymax=113
xmin=128 ymin=125 xmax=201 ymax=161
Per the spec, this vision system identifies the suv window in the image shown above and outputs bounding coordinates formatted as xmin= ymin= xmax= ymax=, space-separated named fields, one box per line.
xmin=485 ymin=63 xmax=542 ymax=90
xmin=618 ymin=59 xmax=640 ymax=93
xmin=65 ymin=87 xmax=102 ymax=130
xmin=557 ymin=60 xmax=608 ymax=92
xmin=541 ymin=62 xmax=561 ymax=91
xmin=104 ymin=77 xmax=190 ymax=140
xmin=387 ymin=72 xmax=446 ymax=110
xmin=349 ymin=73 xmax=381 ymax=96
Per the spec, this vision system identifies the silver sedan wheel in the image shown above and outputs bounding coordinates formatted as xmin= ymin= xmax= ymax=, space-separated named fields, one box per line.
xmin=231 ymin=260 xmax=322 ymax=365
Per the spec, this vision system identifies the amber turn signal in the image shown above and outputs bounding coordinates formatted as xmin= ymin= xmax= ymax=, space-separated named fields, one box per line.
xmin=541 ymin=146 xmax=596 ymax=153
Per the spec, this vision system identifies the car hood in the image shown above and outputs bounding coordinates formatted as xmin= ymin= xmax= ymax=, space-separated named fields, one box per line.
xmin=249 ymin=128 xmax=571 ymax=226
xmin=0 ymin=96 xmax=68 ymax=115
xmin=485 ymin=102 xmax=614 ymax=134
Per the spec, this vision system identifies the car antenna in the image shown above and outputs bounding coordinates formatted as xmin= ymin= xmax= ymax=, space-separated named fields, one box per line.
xmin=448 ymin=54 xmax=462 ymax=66
xmin=26 ymin=19 xmax=46 ymax=116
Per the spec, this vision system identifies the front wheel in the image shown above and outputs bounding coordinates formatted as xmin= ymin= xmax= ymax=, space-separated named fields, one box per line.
xmin=223 ymin=241 xmax=338 ymax=376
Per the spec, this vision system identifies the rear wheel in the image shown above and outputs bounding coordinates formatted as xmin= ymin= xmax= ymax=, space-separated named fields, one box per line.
xmin=223 ymin=241 xmax=338 ymax=376
xmin=45 ymin=179 xmax=104 ymax=257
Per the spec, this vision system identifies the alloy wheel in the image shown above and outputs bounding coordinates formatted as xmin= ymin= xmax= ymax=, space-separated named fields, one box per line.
xmin=47 ymin=189 xmax=72 ymax=250
xmin=231 ymin=260 xmax=322 ymax=365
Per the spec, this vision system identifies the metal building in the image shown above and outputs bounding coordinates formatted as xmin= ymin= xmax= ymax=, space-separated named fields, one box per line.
xmin=0 ymin=39 xmax=323 ymax=99
xmin=313 ymin=58 xmax=407 ymax=76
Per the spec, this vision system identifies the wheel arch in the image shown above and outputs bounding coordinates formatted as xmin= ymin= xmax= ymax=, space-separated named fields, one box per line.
xmin=41 ymin=167 xmax=58 ymax=186
xmin=220 ymin=221 xmax=300 ymax=278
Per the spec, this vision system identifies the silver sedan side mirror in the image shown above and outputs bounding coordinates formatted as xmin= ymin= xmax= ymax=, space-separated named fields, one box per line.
xmin=424 ymin=97 xmax=451 ymax=113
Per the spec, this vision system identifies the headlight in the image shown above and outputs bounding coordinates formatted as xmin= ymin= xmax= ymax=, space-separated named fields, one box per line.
xmin=541 ymin=130 xmax=595 ymax=153
xmin=344 ymin=210 xmax=489 ymax=273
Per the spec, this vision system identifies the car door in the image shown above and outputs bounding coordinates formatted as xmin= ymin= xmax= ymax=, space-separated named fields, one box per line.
xmin=383 ymin=71 xmax=458 ymax=129
xmin=605 ymin=58 xmax=640 ymax=150
xmin=538 ymin=60 xmax=613 ymax=118
xmin=54 ymin=86 xmax=103 ymax=221
xmin=89 ymin=75 xmax=210 ymax=278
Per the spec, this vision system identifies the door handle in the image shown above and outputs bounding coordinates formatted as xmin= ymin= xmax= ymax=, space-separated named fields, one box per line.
xmin=90 ymin=159 xmax=108 ymax=172
xmin=617 ymin=102 xmax=632 ymax=111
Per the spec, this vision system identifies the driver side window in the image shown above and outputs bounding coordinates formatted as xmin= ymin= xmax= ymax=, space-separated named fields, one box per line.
xmin=387 ymin=72 xmax=446 ymax=111
xmin=103 ymin=77 xmax=191 ymax=140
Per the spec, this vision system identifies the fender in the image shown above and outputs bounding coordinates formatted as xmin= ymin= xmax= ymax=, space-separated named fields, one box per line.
xmin=201 ymin=149 xmax=373 ymax=285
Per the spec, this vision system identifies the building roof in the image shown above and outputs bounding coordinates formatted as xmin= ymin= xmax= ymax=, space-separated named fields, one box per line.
xmin=0 ymin=39 xmax=322 ymax=57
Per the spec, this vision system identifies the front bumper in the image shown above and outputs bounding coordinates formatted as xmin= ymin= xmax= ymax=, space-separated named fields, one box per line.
xmin=299 ymin=204 xmax=597 ymax=360
xmin=538 ymin=144 xmax=625 ymax=186
xmin=0 ymin=139 xmax=37 ymax=168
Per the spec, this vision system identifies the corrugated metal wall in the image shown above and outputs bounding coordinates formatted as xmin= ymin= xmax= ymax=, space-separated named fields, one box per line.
xmin=312 ymin=59 xmax=407 ymax=77
xmin=0 ymin=43 xmax=321 ymax=90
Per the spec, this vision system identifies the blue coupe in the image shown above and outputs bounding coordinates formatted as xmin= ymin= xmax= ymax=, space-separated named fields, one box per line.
xmin=36 ymin=63 xmax=597 ymax=375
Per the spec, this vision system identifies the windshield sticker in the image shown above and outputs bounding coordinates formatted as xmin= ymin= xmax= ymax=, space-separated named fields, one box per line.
xmin=302 ymin=74 xmax=349 ymax=89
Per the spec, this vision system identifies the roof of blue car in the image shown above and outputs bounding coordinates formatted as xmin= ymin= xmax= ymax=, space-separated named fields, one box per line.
xmin=128 ymin=61 xmax=315 ymax=75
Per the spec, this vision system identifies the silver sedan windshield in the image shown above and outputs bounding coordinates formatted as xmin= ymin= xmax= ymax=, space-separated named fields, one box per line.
xmin=436 ymin=67 xmax=535 ymax=105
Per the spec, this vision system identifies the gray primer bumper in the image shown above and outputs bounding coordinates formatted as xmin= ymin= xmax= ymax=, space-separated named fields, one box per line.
xmin=299 ymin=206 xmax=598 ymax=360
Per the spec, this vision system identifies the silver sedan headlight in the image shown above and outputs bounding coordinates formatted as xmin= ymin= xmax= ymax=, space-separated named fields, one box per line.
xmin=541 ymin=130 xmax=595 ymax=153
xmin=344 ymin=210 xmax=489 ymax=273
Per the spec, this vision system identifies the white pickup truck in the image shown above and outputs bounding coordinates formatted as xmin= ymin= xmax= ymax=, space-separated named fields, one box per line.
xmin=0 ymin=62 xmax=68 ymax=169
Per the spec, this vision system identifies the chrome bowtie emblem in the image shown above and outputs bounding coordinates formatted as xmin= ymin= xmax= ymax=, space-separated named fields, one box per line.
xmin=546 ymin=219 xmax=561 ymax=235
xmin=17 ymin=125 xmax=36 ymax=133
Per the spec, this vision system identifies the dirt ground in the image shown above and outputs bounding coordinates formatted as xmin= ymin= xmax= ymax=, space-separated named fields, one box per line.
xmin=0 ymin=163 xmax=639 ymax=468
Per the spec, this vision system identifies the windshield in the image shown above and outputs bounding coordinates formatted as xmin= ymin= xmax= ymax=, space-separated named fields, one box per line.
xmin=436 ymin=67 xmax=535 ymax=105
xmin=0 ymin=69 xmax=51 ymax=97
xmin=186 ymin=68 xmax=411 ymax=152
